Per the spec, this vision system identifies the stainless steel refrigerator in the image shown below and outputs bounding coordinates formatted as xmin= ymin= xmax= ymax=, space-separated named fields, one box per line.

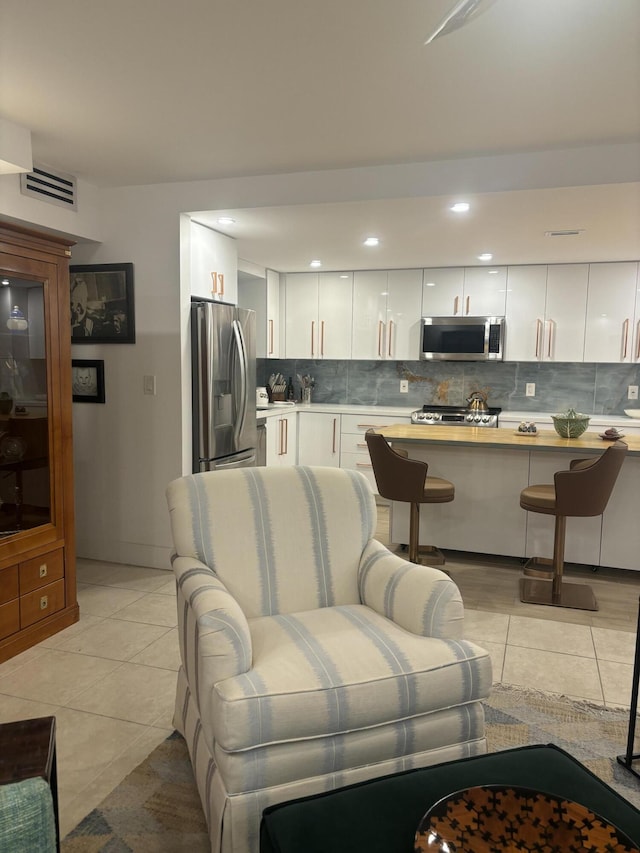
xmin=191 ymin=299 xmax=257 ymax=472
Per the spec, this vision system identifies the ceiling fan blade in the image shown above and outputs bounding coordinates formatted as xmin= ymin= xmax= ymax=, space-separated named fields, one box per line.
xmin=424 ymin=0 xmax=498 ymax=44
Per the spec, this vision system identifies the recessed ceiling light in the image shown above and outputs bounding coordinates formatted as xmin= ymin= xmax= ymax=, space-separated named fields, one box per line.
xmin=363 ymin=237 xmax=379 ymax=247
xmin=217 ymin=217 xmax=236 ymax=225
xmin=450 ymin=202 xmax=470 ymax=213
xmin=1 ymin=279 xmax=9 ymax=286
xmin=488 ymin=269 xmax=499 ymax=274
xmin=477 ymin=253 xmax=493 ymax=261
xmin=425 ymin=281 xmax=436 ymax=287
xmin=339 ymin=274 xmax=349 ymax=279
xmin=310 ymin=259 xmax=322 ymax=268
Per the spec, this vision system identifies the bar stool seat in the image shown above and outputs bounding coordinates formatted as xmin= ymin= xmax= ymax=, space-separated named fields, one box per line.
xmin=520 ymin=440 xmax=627 ymax=611
xmin=365 ymin=430 xmax=454 ymax=565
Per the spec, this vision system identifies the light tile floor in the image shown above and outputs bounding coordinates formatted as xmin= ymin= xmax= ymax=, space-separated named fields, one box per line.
xmin=0 ymin=506 xmax=638 ymax=837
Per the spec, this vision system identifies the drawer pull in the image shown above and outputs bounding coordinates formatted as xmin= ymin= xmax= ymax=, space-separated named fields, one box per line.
xmin=356 ymin=462 xmax=372 ymax=468
xmin=356 ymin=423 xmax=389 ymax=429
xmin=39 ymin=564 xmax=48 ymax=578
xmin=40 ymin=595 xmax=48 ymax=610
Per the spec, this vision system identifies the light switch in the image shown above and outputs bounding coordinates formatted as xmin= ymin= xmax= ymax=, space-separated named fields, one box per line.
xmin=143 ymin=375 xmax=156 ymax=396
xmin=525 ymin=383 xmax=535 ymax=397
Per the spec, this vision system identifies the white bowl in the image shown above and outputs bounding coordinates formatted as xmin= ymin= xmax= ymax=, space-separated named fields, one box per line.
xmin=624 ymin=409 xmax=640 ymax=419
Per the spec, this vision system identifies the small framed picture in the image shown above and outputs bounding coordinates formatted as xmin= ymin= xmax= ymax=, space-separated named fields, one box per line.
xmin=72 ymin=359 xmax=105 ymax=403
xmin=70 ymin=263 xmax=135 ymax=343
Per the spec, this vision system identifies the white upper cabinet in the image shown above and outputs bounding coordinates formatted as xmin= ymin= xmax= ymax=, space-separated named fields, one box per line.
xmin=422 ymin=267 xmax=507 ymax=317
xmin=545 ymin=264 xmax=588 ymax=362
xmin=505 ymin=264 xmax=588 ymax=362
xmin=237 ymin=268 xmax=282 ymax=359
xmin=284 ymin=272 xmax=352 ymax=359
xmin=462 ymin=267 xmax=508 ymax=316
xmin=352 ymin=269 xmax=422 ymax=359
xmin=189 ymin=220 xmax=238 ymax=304
xmin=504 ymin=266 xmax=548 ymax=361
xmin=583 ymin=262 xmax=640 ymax=363
xmin=421 ymin=268 xmax=463 ymax=316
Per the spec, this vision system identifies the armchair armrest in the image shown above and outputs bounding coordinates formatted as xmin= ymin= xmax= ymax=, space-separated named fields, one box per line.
xmin=357 ymin=539 xmax=464 ymax=639
xmin=173 ymin=555 xmax=252 ymax=687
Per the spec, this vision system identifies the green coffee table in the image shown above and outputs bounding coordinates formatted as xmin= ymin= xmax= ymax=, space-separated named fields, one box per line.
xmin=260 ymin=744 xmax=640 ymax=853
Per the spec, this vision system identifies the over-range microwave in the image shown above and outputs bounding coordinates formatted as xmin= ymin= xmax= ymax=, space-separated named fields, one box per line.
xmin=420 ymin=316 xmax=505 ymax=361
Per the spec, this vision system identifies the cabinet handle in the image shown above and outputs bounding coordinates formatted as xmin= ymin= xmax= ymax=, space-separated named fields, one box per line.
xmin=454 ymin=295 xmax=459 ymax=315
xmin=268 ymin=319 xmax=274 ymax=355
xmin=356 ymin=423 xmax=388 ymax=429
xmin=218 ymin=273 xmax=224 ymax=296
xmin=388 ymin=320 xmax=394 ymax=357
xmin=210 ymin=271 xmax=218 ymax=296
xmin=546 ymin=319 xmax=554 ymax=358
xmin=636 ymin=320 xmax=640 ymax=360
xmin=465 ymin=295 xmax=470 ymax=315
xmin=332 ymin=418 xmax=337 ymax=453
xmin=378 ymin=321 xmax=384 ymax=357
xmin=356 ymin=461 xmax=373 ymax=468
xmin=622 ymin=318 xmax=630 ymax=359
xmin=535 ymin=319 xmax=543 ymax=358
xmin=39 ymin=564 xmax=48 ymax=578
xmin=320 ymin=320 xmax=325 ymax=356
xmin=40 ymin=595 xmax=48 ymax=611
xmin=357 ymin=442 xmax=368 ymax=448
xmin=311 ymin=321 xmax=315 ymax=357
xmin=284 ymin=417 xmax=288 ymax=455
xmin=278 ymin=419 xmax=284 ymax=455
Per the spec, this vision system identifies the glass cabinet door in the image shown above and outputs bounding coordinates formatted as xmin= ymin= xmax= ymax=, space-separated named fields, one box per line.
xmin=0 ymin=272 xmax=50 ymax=537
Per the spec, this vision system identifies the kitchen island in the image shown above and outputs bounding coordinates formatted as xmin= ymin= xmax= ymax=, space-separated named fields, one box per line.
xmin=375 ymin=425 xmax=640 ymax=573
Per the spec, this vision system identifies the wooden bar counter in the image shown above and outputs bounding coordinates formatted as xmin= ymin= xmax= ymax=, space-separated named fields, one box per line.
xmin=374 ymin=425 xmax=640 ymax=572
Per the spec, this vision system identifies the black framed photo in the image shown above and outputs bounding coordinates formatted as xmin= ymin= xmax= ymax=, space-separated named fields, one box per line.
xmin=72 ymin=359 xmax=105 ymax=403
xmin=70 ymin=263 xmax=135 ymax=343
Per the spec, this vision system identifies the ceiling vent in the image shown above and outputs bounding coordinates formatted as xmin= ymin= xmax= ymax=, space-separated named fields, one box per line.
xmin=544 ymin=229 xmax=584 ymax=237
xmin=20 ymin=164 xmax=77 ymax=211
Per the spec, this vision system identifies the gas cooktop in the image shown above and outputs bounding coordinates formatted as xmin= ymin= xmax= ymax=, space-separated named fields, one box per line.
xmin=410 ymin=404 xmax=501 ymax=428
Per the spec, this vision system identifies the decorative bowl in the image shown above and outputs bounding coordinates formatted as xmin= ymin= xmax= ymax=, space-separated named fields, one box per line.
xmin=551 ymin=409 xmax=590 ymax=438
xmin=624 ymin=409 xmax=640 ymax=419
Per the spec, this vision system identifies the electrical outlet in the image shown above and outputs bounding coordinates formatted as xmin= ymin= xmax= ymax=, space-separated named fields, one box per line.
xmin=525 ymin=383 xmax=535 ymax=397
xmin=400 ymin=380 xmax=409 ymax=393
xmin=628 ymin=385 xmax=639 ymax=400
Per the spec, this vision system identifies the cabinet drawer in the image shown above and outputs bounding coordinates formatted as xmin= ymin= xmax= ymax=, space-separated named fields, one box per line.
xmin=339 ymin=452 xmax=377 ymax=492
xmin=340 ymin=433 xmax=371 ymax=454
xmin=20 ymin=579 xmax=65 ymax=628
xmin=19 ymin=550 xmax=64 ymax=595
xmin=0 ymin=599 xmax=20 ymax=640
xmin=341 ymin=414 xmax=398 ymax=435
xmin=0 ymin=565 xmax=19 ymax=605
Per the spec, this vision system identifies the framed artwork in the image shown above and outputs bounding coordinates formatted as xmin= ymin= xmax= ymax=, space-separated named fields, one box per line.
xmin=70 ymin=263 xmax=135 ymax=343
xmin=72 ymin=359 xmax=105 ymax=403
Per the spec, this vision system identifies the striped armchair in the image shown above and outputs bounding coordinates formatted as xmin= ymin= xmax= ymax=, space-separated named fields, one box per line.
xmin=166 ymin=466 xmax=492 ymax=853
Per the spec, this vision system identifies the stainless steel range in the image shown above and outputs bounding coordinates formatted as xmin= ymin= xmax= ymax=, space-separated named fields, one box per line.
xmin=410 ymin=404 xmax=501 ymax=427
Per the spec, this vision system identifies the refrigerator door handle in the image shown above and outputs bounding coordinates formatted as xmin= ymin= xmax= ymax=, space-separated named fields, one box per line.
xmin=232 ymin=318 xmax=248 ymax=445
xmin=201 ymin=304 xmax=215 ymax=462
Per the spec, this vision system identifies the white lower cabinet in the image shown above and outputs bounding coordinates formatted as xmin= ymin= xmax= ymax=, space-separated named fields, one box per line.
xmin=600 ymin=456 xmax=640 ymax=570
xmin=297 ymin=412 xmax=341 ymax=467
xmin=340 ymin=413 xmax=410 ymax=495
xmin=266 ymin=413 xmax=298 ymax=466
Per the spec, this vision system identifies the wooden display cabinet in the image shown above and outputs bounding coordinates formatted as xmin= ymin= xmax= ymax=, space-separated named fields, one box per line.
xmin=0 ymin=223 xmax=78 ymax=662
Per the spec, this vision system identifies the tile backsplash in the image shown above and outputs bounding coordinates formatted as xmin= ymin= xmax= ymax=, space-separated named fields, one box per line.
xmin=258 ymin=359 xmax=640 ymax=415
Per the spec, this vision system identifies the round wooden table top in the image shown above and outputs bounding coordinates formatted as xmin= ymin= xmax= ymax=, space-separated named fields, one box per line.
xmin=414 ymin=785 xmax=639 ymax=852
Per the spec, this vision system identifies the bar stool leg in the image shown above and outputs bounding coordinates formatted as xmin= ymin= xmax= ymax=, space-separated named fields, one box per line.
xmin=551 ymin=515 xmax=566 ymax=602
xmin=409 ymin=502 xmax=420 ymax=564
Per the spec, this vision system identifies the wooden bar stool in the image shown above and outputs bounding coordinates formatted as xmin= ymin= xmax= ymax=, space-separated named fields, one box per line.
xmin=365 ymin=430 xmax=454 ymax=565
xmin=520 ymin=440 xmax=627 ymax=611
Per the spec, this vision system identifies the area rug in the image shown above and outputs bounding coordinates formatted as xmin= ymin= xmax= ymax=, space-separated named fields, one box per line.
xmin=62 ymin=685 xmax=640 ymax=851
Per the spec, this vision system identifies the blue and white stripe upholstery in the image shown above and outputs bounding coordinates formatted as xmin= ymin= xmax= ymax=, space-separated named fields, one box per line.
xmin=166 ymin=466 xmax=492 ymax=853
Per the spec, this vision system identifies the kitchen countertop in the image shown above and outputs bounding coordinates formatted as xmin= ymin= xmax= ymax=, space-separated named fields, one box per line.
xmin=374 ymin=423 xmax=640 ymax=455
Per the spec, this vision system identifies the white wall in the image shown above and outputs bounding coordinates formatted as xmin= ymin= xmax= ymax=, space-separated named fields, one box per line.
xmin=1 ymin=142 xmax=639 ymax=570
